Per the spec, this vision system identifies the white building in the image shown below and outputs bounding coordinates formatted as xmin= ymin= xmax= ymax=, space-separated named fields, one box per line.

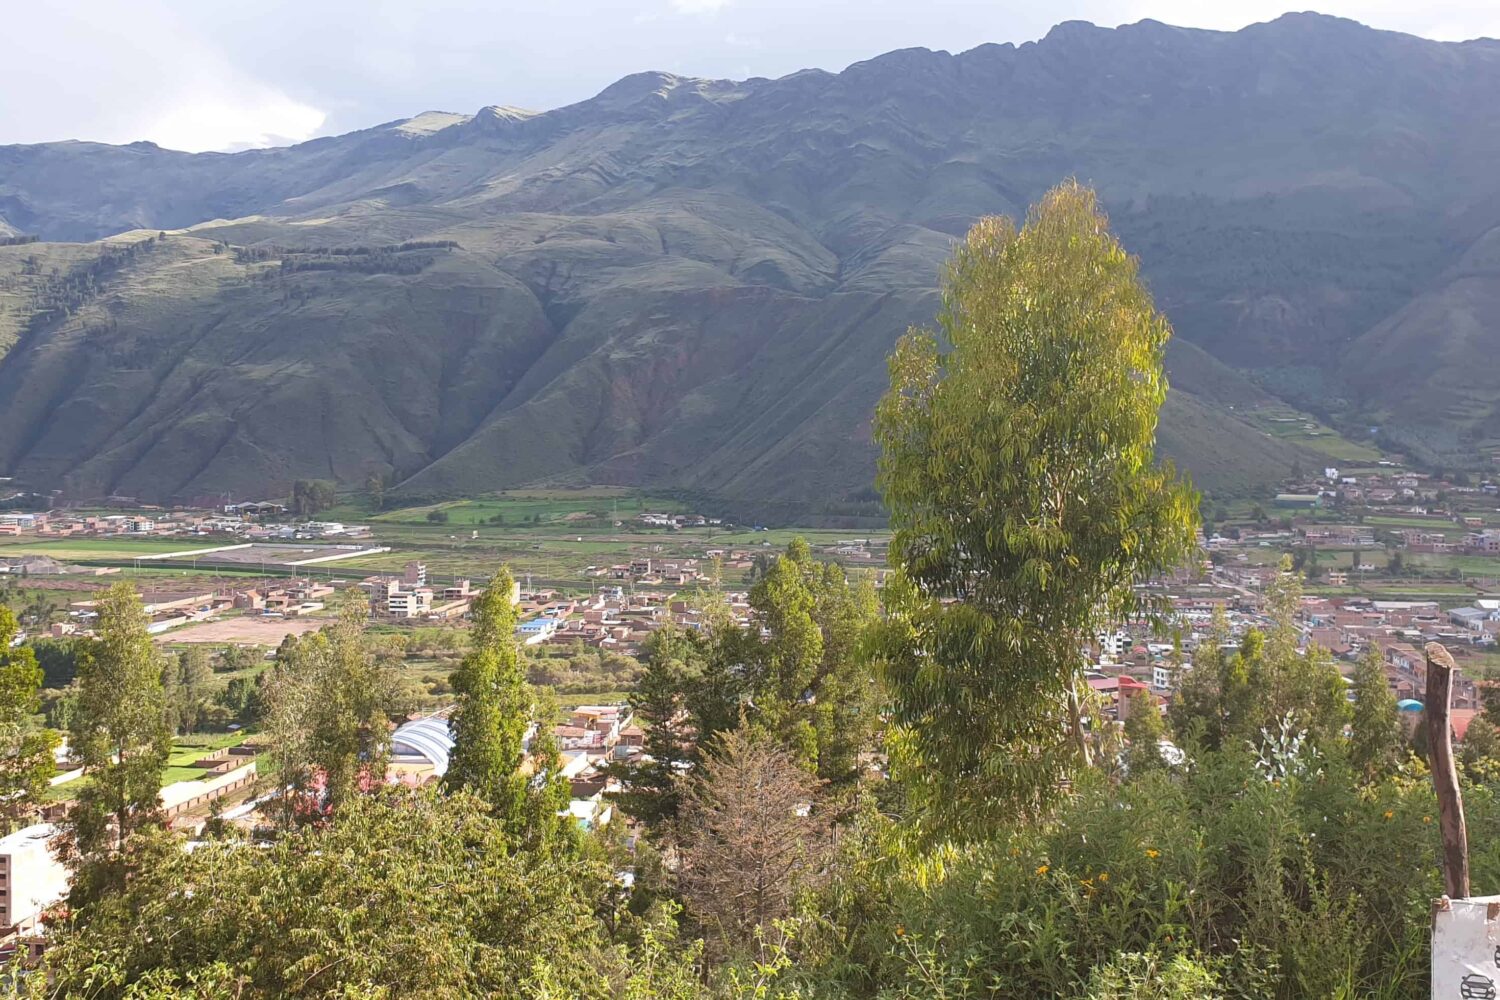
xmin=517 ymin=617 xmax=560 ymax=645
xmin=0 ymin=823 xmax=69 ymax=937
xmin=1153 ymin=660 xmax=1188 ymax=692
xmin=1096 ymin=630 xmax=1129 ymax=663
xmin=384 ymin=583 xmax=433 ymax=618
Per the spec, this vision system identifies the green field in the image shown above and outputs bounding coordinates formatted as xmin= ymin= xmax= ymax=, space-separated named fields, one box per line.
xmin=369 ymin=489 xmax=682 ymax=528
xmin=1366 ymin=515 xmax=1461 ymax=533
xmin=1407 ymin=552 xmax=1500 ymax=576
xmin=286 ymin=500 xmax=887 ymax=590
xmin=46 ymin=732 xmax=254 ymax=803
xmin=0 ymin=536 xmax=219 ymax=559
xmin=0 ymin=490 xmax=889 ymax=607
xmin=1248 ymin=410 xmax=1382 ymax=463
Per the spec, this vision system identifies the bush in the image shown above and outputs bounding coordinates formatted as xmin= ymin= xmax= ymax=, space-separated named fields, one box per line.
xmin=801 ymin=747 xmax=1491 ymax=999
xmin=1082 ymin=950 xmax=1224 ymax=1000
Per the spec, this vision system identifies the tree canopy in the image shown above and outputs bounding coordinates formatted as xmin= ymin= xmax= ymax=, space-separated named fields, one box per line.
xmin=870 ymin=181 xmax=1199 ymax=834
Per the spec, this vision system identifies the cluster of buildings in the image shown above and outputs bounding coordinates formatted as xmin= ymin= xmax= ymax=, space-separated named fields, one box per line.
xmin=819 ymin=538 xmax=881 ymax=561
xmin=0 ymin=507 xmax=368 ymax=542
xmin=51 ymin=579 xmax=341 ymax=637
xmin=1086 ymin=569 xmax=1487 ymax=742
xmin=636 ymin=511 xmax=722 ymax=530
xmin=1266 ymin=464 xmax=1500 ymax=517
xmin=0 ymin=511 xmax=160 ymax=537
xmin=364 ymin=562 xmax=479 ymax=620
xmin=586 ymin=556 xmax=705 ymax=586
xmin=231 ymin=580 xmax=335 ymax=617
xmin=514 ymin=585 xmax=755 ymax=654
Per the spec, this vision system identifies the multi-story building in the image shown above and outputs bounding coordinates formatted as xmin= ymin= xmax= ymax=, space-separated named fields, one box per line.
xmin=1096 ymin=630 xmax=1129 ymax=663
xmin=384 ymin=582 xmax=433 ymax=618
xmin=0 ymin=823 xmax=68 ymax=938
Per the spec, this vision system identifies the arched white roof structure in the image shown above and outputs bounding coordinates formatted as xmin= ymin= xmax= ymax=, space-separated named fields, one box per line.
xmin=390 ymin=715 xmax=455 ymax=777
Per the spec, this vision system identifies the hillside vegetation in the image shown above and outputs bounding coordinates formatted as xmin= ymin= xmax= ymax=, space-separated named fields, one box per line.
xmin=3 ymin=13 xmax=1499 ymax=502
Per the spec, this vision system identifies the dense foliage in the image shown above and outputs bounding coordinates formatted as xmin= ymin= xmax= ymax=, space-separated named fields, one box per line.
xmin=17 ymin=792 xmax=617 ymax=999
xmin=799 ymin=749 xmax=1488 ymax=1000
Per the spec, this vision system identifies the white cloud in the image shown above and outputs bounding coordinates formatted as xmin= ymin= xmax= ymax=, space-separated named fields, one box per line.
xmin=138 ymin=88 xmax=326 ymax=153
xmin=0 ymin=2 xmax=327 ymax=152
xmin=669 ymin=0 xmax=731 ymax=14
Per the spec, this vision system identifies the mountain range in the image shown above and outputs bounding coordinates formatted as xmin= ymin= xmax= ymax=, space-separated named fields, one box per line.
xmin=2 ymin=12 xmax=1499 ymax=508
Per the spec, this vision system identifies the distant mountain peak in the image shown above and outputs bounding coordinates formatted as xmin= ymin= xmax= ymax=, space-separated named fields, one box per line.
xmin=389 ymin=111 xmax=473 ymax=136
xmin=1042 ymin=19 xmax=1104 ymax=42
xmin=595 ymin=70 xmax=691 ymax=102
xmin=474 ymin=105 xmax=537 ymax=124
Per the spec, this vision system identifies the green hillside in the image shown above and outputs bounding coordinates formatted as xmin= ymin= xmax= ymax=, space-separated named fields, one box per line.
xmin=1 ymin=13 xmax=1496 ymax=502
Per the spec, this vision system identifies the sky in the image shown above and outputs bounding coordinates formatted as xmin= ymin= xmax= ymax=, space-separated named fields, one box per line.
xmin=6 ymin=0 xmax=1498 ymax=153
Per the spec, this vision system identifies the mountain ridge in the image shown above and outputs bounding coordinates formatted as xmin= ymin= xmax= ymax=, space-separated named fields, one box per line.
xmin=1 ymin=13 xmax=1498 ymax=505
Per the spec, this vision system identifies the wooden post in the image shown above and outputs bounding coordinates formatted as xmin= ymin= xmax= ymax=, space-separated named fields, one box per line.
xmin=1425 ymin=641 xmax=1470 ymax=899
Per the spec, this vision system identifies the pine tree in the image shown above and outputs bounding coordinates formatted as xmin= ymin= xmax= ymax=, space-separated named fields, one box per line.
xmin=365 ymin=471 xmax=386 ymax=510
xmin=807 ymin=564 xmax=881 ymax=785
xmin=1350 ymin=644 xmax=1402 ymax=779
xmin=686 ymin=607 xmax=750 ymax=748
xmin=1461 ymin=714 xmax=1500 ymax=774
xmin=1295 ymin=642 xmax=1353 ymax=752
xmin=745 ymin=553 xmax=824 ymax=766
xmin=444 ymin=568 xmax=530 ymax=828
xmin=159 ymin=653 xmax=183 ymax=735
xmin=676 ymin=728 xmax=831 ymax=962
xmin=311 ymin=597 xmax=392 ymax=809
xmin=177 ymin=646 xmax=213 ymax=733
xmin=1169 ymin=606 xmax=1228 ymax=749
xmin=609 ymin=626 xmax=701 ymax=828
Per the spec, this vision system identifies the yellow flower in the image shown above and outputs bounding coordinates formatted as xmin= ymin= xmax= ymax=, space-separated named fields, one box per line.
xmin=1098 ymin=872 xmax=1109 ymax=883
xmin=1383 ymin=810 xmax=1394 ymax=821
xmin=1035 ymin=864 xmax=1050 ymax=877
xmin=1145 ymin=848 xmax=1160 ymax=859
xmin=895 ymin=925 xmax=905 ymax=938
xmin=1423 ymin=815 xmax=1432 ymax=824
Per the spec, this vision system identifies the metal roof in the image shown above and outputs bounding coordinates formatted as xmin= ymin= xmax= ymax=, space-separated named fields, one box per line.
xmin=390 ymin=715 xmax=455 ymax=776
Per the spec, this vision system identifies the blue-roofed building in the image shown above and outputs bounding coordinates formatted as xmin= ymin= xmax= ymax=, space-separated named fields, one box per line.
xmin=517 ymin=617 xmax=561 ymax=645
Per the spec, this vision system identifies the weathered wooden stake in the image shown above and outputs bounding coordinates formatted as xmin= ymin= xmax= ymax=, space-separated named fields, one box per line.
xmin=1425 ymin=641 xmax=1470 ymax=899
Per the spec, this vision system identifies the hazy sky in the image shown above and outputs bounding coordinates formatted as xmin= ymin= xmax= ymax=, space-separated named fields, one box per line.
xmin=7 ymin=1 xmax=1498 ymax=152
